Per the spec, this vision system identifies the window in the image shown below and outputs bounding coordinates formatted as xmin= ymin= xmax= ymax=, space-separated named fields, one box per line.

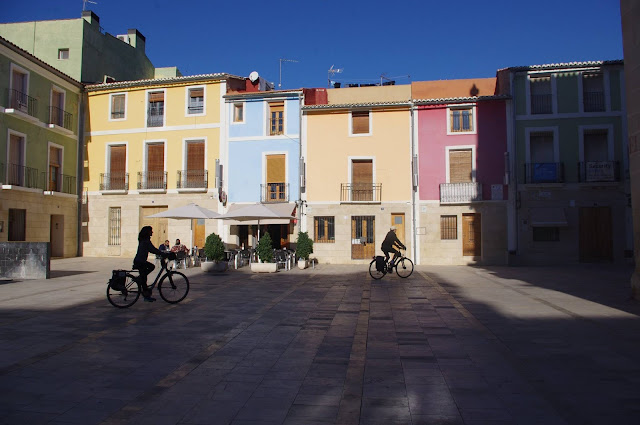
xmin=583 ymin=129 xmax=609 ymax=162
xmin=448 ymin=149 xmax=473 ymax=183
xmin=351 ymin=159 xmax=373 ymax=201
xmin=58 ymin=49 xmax=69 ymax=60
xmin=582 ymin=73 xmax=605 ymax=112
xmin=581 ymin=128 xmax=615 ymax=182
xmin=8 ymin=209 xmax=26 ymax=241
xmin=449 ymin=107 xmax=473 ymax=133
xmin=49 ymin=146 xmax=62 ymax=191
xmin=265 ymin=154 xmax=286 ymax=202
xmin=8 ymin=133 xmax=25 ymax=186
xmin=269 ymin=102 xmax=284 ymax=135
xmin=233 ymin=103 xmax=244 ymax=122
xmin=440 ymin=215 xmax=457 ymax=240
xmin=187 ymin=87 xmax=204 ymax=114
xmin=108 ymin=207 xmax=122 ymax=246
xmin=107 ymin=144 xmax=126 ymax=190
xmin=145 ymin=142 xmax=165 ymax=189
xmin=147 ymin=91 xmax=164 ymax=127
xmin=183 ymin=140 xmax=206 ymax=188
xmin=351 ymin=110 xmax=370 ymax=135
xmin=533 ymin=227 xmax=559 ymax=242
xmin=314 ymin=217 xmax=335 ymax=243
xmin=527 ymin=130 xmax=561 ymax=183
xmin=530 ymin=76 xmax=552 ymax=114
xmin=10 ymin=66 xmax=29 ymax=112
xmin=50 ymin=88 xmax=65 ymax=127
xmin=110 ymin=94 xmax=126 ymax=119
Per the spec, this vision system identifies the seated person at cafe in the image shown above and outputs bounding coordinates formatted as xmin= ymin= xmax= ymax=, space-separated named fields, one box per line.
xmin=171 ymin=239 xmax=190 ymax=268
xmin=159 ymin=240 xmax=171 ymax=252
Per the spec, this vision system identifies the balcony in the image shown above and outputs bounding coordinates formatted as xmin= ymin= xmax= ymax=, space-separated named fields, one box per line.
xmin=147 ymin=113 xmax=163 ymax=127
xmin=261 ymin=183 xmax=289 ymax=203
xmin=524 ymin=163 xmax=564 ymax=184
xmin=43 ymin=172 xmax=76 ymax=194
xmin=439 ymin=182 xmax=483 ymax=203
xmin=6 ymin=88 xmax=38 ymax=118
xmin=99 ymin=172 xmax=129 ymax=191
xmin=177 ymin=170 xmax=208 ymax=189
xmin=340 ymin=183 xmax=382 ymax=203
xmin=49 ymin=106 xmax=73 ymax=131
xmin=583 ymin=91 xmax=605 ymax=112
xmin=578 ymin=161 xmax=620 ymax=183
xmin=137 ymin=171 xmax=167 ymax=190
xmin=530 ymin=93 xmax=552 ymax=114
xmin=6 ymin=163 xmax=40 ymax=189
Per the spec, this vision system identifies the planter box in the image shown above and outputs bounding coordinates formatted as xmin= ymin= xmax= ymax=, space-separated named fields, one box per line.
xmin=250 ymin=262 xmax=278 ymax=273
xmin=201 ymin=261 xmax=228 ymax=273
xmin=298 ymin=259 xmax=308 ymax=270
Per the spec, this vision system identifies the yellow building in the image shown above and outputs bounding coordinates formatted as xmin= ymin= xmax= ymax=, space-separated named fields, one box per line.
xmin=83 ymin=73 xmax=246 ymax=257
xmin=301 ymin=85 xmax=414 ymax=264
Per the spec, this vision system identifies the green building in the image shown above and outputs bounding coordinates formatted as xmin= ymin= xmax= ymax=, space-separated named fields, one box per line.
xmin=0 ymin=10 xmax=154 ymax=84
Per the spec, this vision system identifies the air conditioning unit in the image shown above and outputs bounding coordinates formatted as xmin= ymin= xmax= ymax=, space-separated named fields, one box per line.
xmin=116 ymin=34 xmax=130 ymax=44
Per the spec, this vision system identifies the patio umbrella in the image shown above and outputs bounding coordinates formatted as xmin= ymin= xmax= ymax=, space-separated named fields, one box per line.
xmin=216 ymin=203 xmax=295 ymax=240
xmin=146 ymin=203 xmax=221 ymax=249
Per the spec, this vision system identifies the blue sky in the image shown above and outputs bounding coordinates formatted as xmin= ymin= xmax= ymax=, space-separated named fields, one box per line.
xmin=3 ymin=0 xmax=623 ymax=89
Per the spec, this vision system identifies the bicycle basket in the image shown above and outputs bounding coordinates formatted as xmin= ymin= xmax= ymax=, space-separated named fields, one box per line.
xmin=375 ymin=256 xmax=386 ymax=272
xmin=109 ymin=269 xmax=127 ymax=290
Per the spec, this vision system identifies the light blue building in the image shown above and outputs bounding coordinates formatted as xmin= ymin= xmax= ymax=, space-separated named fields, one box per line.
xmin=223 ymin=90 xmax=302 ymax=249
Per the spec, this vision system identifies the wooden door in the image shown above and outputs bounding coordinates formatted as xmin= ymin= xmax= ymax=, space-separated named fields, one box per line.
xmin=462 ymin=213 xmax=481 ymax=257
xmin=140 ymin=206 xmax=168 ymax=249
xmin=579 ymin=207 xmax=612 ymax=262
xmin=391 ymin=213 xmax=406 ymax=246
xmin=193 ymin=218 xmax=205 ymax=249
xmin=147 ymin=143 xmax=164 ymax=189
xmin=351 ymin=216 xmax=375 ymax=259
xmin=50 ymin=215 xmax=64 ymax=257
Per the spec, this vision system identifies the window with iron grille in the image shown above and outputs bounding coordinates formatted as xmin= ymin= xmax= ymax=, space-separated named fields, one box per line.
xmin=440 ymin=215 xmax=457 ymax=240
xmin=533 ymin=227 xmax=559 ymax=242
xmin=188 ymin=87 xmax=204 ymax=114
xmin=108 ymin=207 xmax=121 ymax=246
xmin=582 ymin=73 xmax=605 ymax=112
xmin=530 ymin=76 xmax=552 ymax=114
xmin=352 ymin=216 xmax=374 ymax=243
xmin=314 ymin=216 xmax=335 ymax=243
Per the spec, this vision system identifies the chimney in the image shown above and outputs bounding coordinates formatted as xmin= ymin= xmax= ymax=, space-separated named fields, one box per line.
xmin=81 ymin=10 xmax=100 ymax=27
xmin=127 ymin=29 xmax=146 ymax=51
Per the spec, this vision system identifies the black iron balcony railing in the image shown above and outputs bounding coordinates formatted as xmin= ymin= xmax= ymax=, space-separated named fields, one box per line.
xmin=439 ymin=182 xmax=483 ymax=203
xmin=524 ymin=162 xmax=564 ymax=184
xmin=147 ymin=113 xmax=163 ymax=127
xmin=188 ymin=104 xmax=203 ymax=114
xmin=177 ymin=169 xmax=208 ymax=189
xmin=578 ymin=161 xmax=620 ymax=183
xmin=531 ymin=93 xmax=552 ymax=114
xmin=7 ymin=88 xmax=38 ymax=117
xmin=138 ymin=171 xmax=167 ymax=190
xmin=261 ymin=183 xmax=289 ymax=203
xmin=583 ymin=91 xmax=605 ymax=112
xmin=49 ymin=106 xmax=73 ymax=131
xmin=7 ymin=163 xmax=40 ymax=188
xmin=43 ymin=172 xmax=76 ymax=194
xmin=100 ymin=172 xmax=129 ymax=191
xmin=340 ymin=183 xmax=382 ymax=203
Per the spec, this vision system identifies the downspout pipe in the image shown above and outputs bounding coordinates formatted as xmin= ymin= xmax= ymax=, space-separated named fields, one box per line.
xmin=410 ymin=102 xmax=418 ymax=264
xmin=76 ymin=91 xmax=87 ymax=257
xmin=298 ymin=92 xmax=304 ymax=234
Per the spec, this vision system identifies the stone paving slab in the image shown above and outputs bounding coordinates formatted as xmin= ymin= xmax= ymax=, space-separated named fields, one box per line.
xmin=0 ymin=258 xmax=638 ymax=424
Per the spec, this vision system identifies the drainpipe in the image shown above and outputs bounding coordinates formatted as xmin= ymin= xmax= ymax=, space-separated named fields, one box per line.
xmin=410 ymin=102 xmax=418 ymax=264
xmin=298 ymin=92 xmax=304 ymax=234
xmin=507 ymin=71 xmax=518 ymax=264
xmin=76 ymin=91 xmax=86 ymax=257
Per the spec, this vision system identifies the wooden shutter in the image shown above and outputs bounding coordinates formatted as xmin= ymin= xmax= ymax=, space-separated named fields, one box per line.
xmin=109 ymin=145 xmax=126 ymax=174
xmin=187 ymin=141 xmax=205 ymax=170
xmin=352 ymin=160 xmax=372 ymax=185
xmin=266 ymin=154 xmax=286 ymax=183
xmin=449 ymin=150 xmax=472 ymax=183
xmin=9 ymin=134 xmax=23 ymax=166
xmin=147 ymin=144 xmax=164 ymax=172
xmin=149 ymin=91 xmax=164 ymax=102
xmin=49 ymin=147 xmax=61 ymax=167
xmin=189 ymin=88 xmax=204 ymax=98
xmin=352 ymin=111 xmax=369 ymax=134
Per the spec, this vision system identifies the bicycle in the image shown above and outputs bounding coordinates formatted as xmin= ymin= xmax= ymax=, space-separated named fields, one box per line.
xmin=107 ymin=254 xmax=190 ymax=308
xmin=369 ymin=250 xmax=414 ymax=279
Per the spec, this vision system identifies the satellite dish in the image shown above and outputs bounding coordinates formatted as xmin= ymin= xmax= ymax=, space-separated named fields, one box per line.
xmin=249 ymin=71 xmax=259 ymax=83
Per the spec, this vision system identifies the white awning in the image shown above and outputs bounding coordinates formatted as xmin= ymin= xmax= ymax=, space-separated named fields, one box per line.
xmin=530 ymin=207 xmax=568 ymax=227
xmin=223 ymin=203 xmax=296 ymax=225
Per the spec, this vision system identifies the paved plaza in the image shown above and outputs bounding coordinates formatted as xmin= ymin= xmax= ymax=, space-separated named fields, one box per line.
xmin=0 ymin=258 xmax=638 ymax=425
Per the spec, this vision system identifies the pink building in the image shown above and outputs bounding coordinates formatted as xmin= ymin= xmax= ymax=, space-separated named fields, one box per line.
xmin=412 ymin=79 xmax=509 ymax=264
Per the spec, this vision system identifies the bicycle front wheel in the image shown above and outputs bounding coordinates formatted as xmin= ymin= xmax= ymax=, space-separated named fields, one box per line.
xmin=107 ymin=273 xmax=141 ymax=308
xmin=158 ymin=271 xmax=189 ymax=303
xmin=395 ymin=257 xmax=414 ymax=278
xmin=369 ymin=259 xmax=386 ymax=280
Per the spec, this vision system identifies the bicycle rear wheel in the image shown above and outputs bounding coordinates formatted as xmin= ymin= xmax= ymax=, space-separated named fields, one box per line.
xmin=395 ymin=257 xmax=414 ymax=278
xmin=369 ymin=259 xmax=386 ymax=280
xmin=158 ymin=271 xmax=189 ymax=303
xmin=107 ymin=273 xmax=141 ymax=308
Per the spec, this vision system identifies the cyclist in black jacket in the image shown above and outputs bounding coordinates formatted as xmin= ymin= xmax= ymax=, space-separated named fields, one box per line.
xmin=134 ymin=226 xmax=167 ymax=302
xmin=381 ymin=226 xmax=406 ymax=265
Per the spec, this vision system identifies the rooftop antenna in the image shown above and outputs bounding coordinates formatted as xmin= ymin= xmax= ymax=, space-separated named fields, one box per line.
xmin=83 ymin=0 xmax=98 ymax=11
xmin=279 ymin=58 xmax=299 ymax=89
xmin=328 ymin=65 xmax=343 ymax=88
xmin=380 ymin=73 xmax=411 ymax=85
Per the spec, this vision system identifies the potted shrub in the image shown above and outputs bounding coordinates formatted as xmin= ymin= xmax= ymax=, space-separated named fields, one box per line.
xmin=296 ymin=231 xmax=313 ymax=269
xmin=251 ymin=232 xmax=277 ymax=273
xmin=201 ymin=232 xmax=227 ymax=273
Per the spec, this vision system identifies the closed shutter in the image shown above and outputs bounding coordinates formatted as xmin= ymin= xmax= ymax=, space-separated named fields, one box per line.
xmin=530 ymin=132 xmax=554 ymax=163
xmin=189 ymin=88 xmax=204 ymax=98
xmin=266 ymin=154 xmax=286 ymax=183
xmin=147 ymin=144 xmax=164 ymax=172
xmin=352 ymin=111 xmax=369 ymax=134
xmin=110 ymin=145 xmax=126 ymax=174
xmin=352 ymin=159 xmax=373 ymax=201
xmin=449 ymin=150 xmax=472 ymax=183
xmin=149 ymin=91 xmax=164 ymax=102
xmin=186 ymin=141 xmax=205 ymax=186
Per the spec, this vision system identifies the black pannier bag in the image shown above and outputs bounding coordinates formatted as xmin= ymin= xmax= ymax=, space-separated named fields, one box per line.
xmin=375 ymin=256 xmax=386 ymax=272
xmin=109 ymin=270 xmax=127 ymax=291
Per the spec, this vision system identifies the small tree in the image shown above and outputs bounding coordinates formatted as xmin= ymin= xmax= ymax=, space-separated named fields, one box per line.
xmin=256 ymin=232 xmax=274 ymax=263
xmin=296 ymin=231 xmax=313 ymax=261
xmin=204 ymin=232 xmax=225 ymax=261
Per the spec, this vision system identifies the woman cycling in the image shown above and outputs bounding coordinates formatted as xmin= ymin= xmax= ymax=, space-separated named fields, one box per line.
xmin=134 ymin=226 xmax=170 ymax=302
